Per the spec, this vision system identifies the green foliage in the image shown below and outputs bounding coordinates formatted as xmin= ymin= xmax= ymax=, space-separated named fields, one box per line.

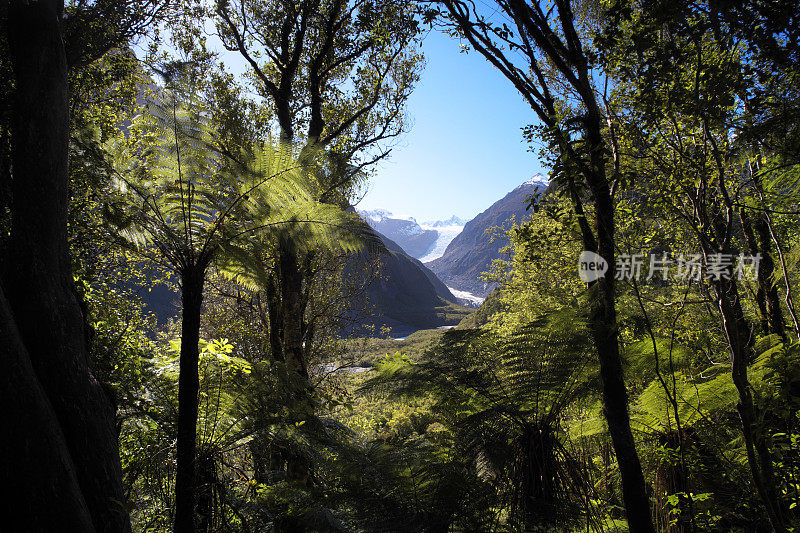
xmin=15 ymin=0 xmax=800 ymax=530
xmin=104 ymin=68 xmax=369 ymax=282
xmin=364 ymin=312 xmax=602 ymax=530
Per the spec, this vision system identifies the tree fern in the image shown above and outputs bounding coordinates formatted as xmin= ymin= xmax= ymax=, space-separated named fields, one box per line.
xmin=365 ymin=311 xmax=603 ymax=530
xmin=103 ymin=65 xmax=375 ymax=530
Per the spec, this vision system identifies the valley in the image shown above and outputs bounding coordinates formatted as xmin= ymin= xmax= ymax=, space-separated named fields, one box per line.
xmin=358 ymin=174 xmax=548 ymax=330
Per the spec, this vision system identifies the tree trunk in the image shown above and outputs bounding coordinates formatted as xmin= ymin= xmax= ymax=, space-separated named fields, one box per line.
xmin=275 ymin=235 xmax=313 ymax=533
xmin=566 ymin=167 xmax=654 ymax=531
xmin=279 ymin=235 xmax=309 ymax=379
xmin=174 ymin=264 xmax=206 ymax=533
xmin=740 ymin=209 xmax=784 ymax=337
xmin=0 ymin=286 xmax=96 ymax=532
xmin=4 ymin=1 xmax=130 ymax=531
xmin=754 ymin=216 xmax=785 ymax=338
xmin=589 ymin=197 xmax=655 ymax=533
xmin=267 ymin=273 xmax=284 ymax=361
xmin=709 ymin=270 xmax=787 ymax=532
xmin=582 ymin=100 xmax=655 ymax=531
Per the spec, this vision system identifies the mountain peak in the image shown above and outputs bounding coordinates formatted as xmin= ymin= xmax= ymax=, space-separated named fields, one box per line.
xmin=423 ymin=215 xmax=466 ymax=228
xmin=357 ymin=209 xmax=466 ymax=262
xmin=428 ymin=178 xmax=541 ymax=298
xmin=528 ymin=172 xmax=548 ymax=183
xmin=361 ymin=209 xmax=417 ymax=224
xmin=515 ymin=173 xmax=548 ymax=190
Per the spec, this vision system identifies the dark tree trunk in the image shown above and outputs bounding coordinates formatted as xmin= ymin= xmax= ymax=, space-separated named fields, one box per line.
xmin=4 ymin=1 xmax=130 ymax=531
xmin=279 ymin=236 xmax=308 ymax=379
xmin=275 ymin=235 xmax=313 ymax=533
xmin=703 ymin=162 xmax=788 ymax=530
xmin=0 ymin=286 xmax=96 ymax=532
xmin=273 ymin=87 xmax=296 ymax=144
xmin=708 ymin=270 xmax=787 ymax=531
xmin=578 ymin=76 xmax=655 ymax=532
xmin=589 ymin=191 xmax=655 ymax=533
xmin=754 ymin=216 xmax=785 ymax=337
xmin=267 ymin=273 xmax=284 ymax=361
xmin=519 ymin=424 xmax=557 ymax=527
xmin=174 ymin=264 xmax=206 ymax=533
xmin=253 ymin=271 xmax=297 ymax=512
xmin=740 ymin=209 xmax=784 ymax=337
xmin=275 ymin=117 xmax=309 ymax=380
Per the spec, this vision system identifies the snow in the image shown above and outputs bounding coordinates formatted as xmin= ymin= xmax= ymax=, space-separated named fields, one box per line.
xmin=447 ymin=286 xmax=484 ymax=306
xmin=419 ymin=223 xmax=464 ymax=262
xmin=361 ymin=209 xmax=418 ymax=224
xmin=360 ymin=209 xmax=467 ymax=262
xmin=360 ymin=209 xmax=392 ymax=222
xmin=397 ymin=221 xmax=423 ymax=236
xmin=424 ymin=215 xmax=466 ymax=228
xmin=526 ymin=173 xmax=549 ymax=186
xmin=513 ymin=173 xmax=549 ymax=192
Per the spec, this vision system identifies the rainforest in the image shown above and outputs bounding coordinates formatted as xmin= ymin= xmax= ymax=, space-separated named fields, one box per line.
xmin=1 ymin=0 xmax=800 ymax=532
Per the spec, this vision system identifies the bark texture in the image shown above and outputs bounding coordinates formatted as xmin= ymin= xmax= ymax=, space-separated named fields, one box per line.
xmin=4 ymin=1 xmax=130 ymax=531
xmin=0 ymin=286 xmax=96 ymax=532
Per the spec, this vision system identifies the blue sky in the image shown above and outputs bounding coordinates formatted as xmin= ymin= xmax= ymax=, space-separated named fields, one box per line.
xmin=139 ymin=25 xmax=547 ymax=223
xmin=357 ymin=30 xmax=547 ymax=222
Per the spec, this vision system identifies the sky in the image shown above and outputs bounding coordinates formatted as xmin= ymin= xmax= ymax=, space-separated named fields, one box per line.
xmin=140 ymin=24 xmax=548 ymax=223
xmin=356 ymin=30 xmax=547 ymax=222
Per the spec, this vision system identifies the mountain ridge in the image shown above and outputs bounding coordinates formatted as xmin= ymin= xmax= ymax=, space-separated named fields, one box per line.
xmin=426 ymin=175 xmax=548 ymax=298
xmin=350 ymin=217 xmax=471 ymax=336
xmin=359 ymin=209 xmax=465 ymax=262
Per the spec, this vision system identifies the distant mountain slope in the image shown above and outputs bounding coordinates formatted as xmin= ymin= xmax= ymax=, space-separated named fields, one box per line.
xmin=139 ymin=213 xmax=469 ymax=337
xmin=373 ymin=230 xmax=457 ymax=303
xmin=418 ymin=219 xmax=465 ymax=262
xmin=426 ymin=176 xmax=547 ymax=298
xmin=360 ymin=210 xmax=465 ymax=261
xmin=360 ymin=210 xmax=438 ymax=258
xmin=336 ymin=208 xmax=472 ymax=337
xmin=350 ymin=220 xmax=471 ymax=336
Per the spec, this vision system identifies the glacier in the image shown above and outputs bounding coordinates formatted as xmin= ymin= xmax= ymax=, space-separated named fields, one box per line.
xmin=419 ymin=222 xmax=464 ymax=262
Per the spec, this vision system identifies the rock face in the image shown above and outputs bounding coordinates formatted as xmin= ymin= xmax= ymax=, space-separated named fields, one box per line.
xmin=426 ymin=177 xmax=547 ymax=299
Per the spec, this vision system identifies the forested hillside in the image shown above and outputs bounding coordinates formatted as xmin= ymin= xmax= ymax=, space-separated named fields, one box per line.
xmin=2 ymin=0 xmax=800 ymax=532
xmin=351 ymin=225 xmax=471 ymax=335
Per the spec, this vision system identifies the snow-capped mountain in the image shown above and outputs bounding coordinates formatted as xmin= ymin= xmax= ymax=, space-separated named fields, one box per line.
xmin=427 ymin=175 xmax=550 ymax=298
xmin=361 ymin=209 xmax=417 ymax=227
xmin=525 ymin=173 xmax=549 ymax=187
xmin=359 ymin=209 xmax=466 ymax=261
xmin=358 ymin=173 xmax=550 ymax=305
xmin=418 ymin=220 xmax=464 ymax=263
xmin=424 ymin=215 xmax=466 ymax=228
